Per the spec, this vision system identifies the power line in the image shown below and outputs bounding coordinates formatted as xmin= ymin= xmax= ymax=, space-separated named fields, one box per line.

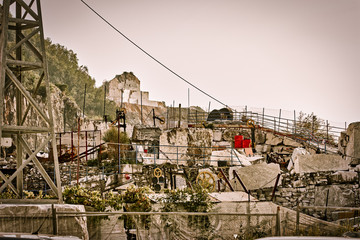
xmin=80 ymin=0 xmax=229 ymax=109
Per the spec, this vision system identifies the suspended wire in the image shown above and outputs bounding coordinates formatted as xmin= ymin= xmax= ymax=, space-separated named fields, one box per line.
xmin=80 ymin=0 xmax=229 ymax=109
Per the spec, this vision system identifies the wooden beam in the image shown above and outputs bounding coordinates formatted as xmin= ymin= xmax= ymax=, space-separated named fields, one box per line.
xmin=14 ymin=0 xmax=39 ymax=20
xmin=2 ymin=125 xmax=50 ymax=133
xmin=8 ymin=27 xmax=39 ymax=54
xmin=19 ymin=32 xmax=43 ymax=61
xmin=7 ymin=59 xmax=42 ymax=68
xmin=21 ymin=72 xmax=44 ymax=125
xmin=219 ymin=168 xmax=234 ymax=191
xmin=0 ymin=171 xmax=20 ymax=197
xmin=0 ymin=135 xmax=50 ymax=193
xmin=19 ymin=136 xmax=59 ymax=197
xmin=5 ymin=66 xmax=50 ymax=124
xmin=8 ymin=17 xmax=38 ymax=25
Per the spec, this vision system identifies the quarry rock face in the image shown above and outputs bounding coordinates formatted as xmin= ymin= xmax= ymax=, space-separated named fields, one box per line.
xmin=159 ymin=128 xmax=213 ymax=166
xmin=338 ymin=121 xmax=360 ymax=165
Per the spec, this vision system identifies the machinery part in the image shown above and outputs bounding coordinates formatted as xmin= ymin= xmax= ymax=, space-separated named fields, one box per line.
xmin=154 ymin=184 xmax=161 ymax=192
xmin=159 ymin=117 xmax=165 ymax=124
xmin=151 ymin=177 xmax=158 ymax=184
xmin=154 ymin=168 xmax=162 ymax=178
xmin=120 ymin=108 xmax=127 ymax=114
xmin=196 ymin=172 xmax=216 ymax=192
xmin=159 ymin=176 xmax=164 ymax=183
xmin=66 ymin=146 xmax=78 ymax=157
xmin=247 ymin=119 xmax=255 ymax=128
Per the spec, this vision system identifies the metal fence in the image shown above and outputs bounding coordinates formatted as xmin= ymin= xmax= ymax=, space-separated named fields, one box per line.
xmin=188 ymin=109 xmax=345 ymax=152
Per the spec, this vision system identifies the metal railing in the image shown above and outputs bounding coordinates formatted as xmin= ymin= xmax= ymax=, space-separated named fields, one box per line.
xmin=187 ymin=110 xmax=345 ymax=153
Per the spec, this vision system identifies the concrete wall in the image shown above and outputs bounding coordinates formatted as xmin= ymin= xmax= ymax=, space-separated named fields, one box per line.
xmin=0 ymin=204 xmax=88 ymax=239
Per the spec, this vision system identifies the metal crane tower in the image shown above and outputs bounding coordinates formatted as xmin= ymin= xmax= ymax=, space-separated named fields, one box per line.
xmin=0 ymin=0 xmax=62 ymax=202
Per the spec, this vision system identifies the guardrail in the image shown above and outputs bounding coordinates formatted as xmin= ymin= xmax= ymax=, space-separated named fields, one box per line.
xmin=187 ymin=110 xmax=345 ymax=153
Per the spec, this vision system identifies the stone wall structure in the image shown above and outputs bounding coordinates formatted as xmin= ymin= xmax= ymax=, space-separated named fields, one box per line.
xmin=107 ymin=72 xmax=165 ymax=108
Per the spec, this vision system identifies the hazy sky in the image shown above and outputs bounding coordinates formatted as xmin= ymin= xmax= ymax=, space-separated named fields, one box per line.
xmin=39 ymin=0 xmax=359 ymax=125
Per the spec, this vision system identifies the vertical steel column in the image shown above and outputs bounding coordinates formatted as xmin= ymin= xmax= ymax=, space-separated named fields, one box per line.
xmin=0 ymin=0 xmax=62 ymax=201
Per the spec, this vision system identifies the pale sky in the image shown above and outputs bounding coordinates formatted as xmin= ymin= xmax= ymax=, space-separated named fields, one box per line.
xmin=39 ymin=0 xmax=359 ymax=126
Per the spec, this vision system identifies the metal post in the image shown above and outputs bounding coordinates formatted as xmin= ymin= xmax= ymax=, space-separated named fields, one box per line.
xmin=135 ymin=145 xmax=138 ymax=164
xmin=141 ymin=91 xmax=143 ymax=124
xmin=271 ymin=173 xmax=281 ymax=201
xmin=276 ymin=206 xmax=281 ymax=236
xmin=85 ymin=131 xmax=88 ymax=162
xmin=71 ymin=131 xmax=74 ymax=162
xmin=195 ymin=110 xmax=198 ymax=126
xmin=296 ymin=204 xmax=300 ymax=235
xmin=69 ymin=166 xmax=71 ymax=184
xmin=262 ymin=108 xmax=265 ymax=127
xmin=77 ymin=118 xmax=81 ymax=185
xmin=52 ymin=204 xmax=57 ymax=235
xmin=82 ymin=84 xmax=86 ymax=118
xmin=59 ymin=133 xmax=62 ymax=159
xmin=294 ymin=110 xmax=297 ymax=134
xmin=325 ymin=120 xmax=329 ymax=153
xmin=118 ymin=118 xmax=121 ymax=174
xmin=103 ymin=85 xmax=106 ymax=120
xmin=178 ymin=104 xmax=181 ymax=128
xmin=167 ymin=108 xmax=169 ymax=129
xmin=177 ymin=146 xmax=179 ymax=165
xmin=324 ymin=189 xmax=330 ymax=220
xmin=278 ymin=109 xmax=281 ymax=132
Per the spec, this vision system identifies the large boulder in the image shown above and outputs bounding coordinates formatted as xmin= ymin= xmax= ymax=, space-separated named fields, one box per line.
xmin=265 ymin=133 xmax=283 ymax=146
xmin=293 ymin=154 xmax=350 ymax=174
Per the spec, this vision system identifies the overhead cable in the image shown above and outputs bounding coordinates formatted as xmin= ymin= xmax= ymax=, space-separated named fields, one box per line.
xmin=80 ymin=0 xmax=229 ymax=108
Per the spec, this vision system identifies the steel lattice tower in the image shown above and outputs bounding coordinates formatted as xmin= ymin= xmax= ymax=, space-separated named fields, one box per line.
xmin=0 ymin=0 xmax=62 ymax=202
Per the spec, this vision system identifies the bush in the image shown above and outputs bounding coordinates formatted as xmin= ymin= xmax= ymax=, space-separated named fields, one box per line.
xmin=103 ymin=127 xmax=129 ymax=144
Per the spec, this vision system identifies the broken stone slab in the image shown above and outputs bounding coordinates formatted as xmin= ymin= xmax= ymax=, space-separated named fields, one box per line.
xmin=314 ymin=185 xmax=355 ymax=208
xmin=255 ymin=130 xmax=266 ymax=144
xmin=287 ymin=148 xmax=310 ymax=171
xmin=265 ymin=133 xmax=283 ymax=146
xmin=131 ymin=125 xmax=162 ymax=141
xmin=213 ymin=130 xmax=222 ymax=141
xmin=230 ymin=163 xmax=281 ymax=191
xmin=283 ymin=137 xmax=303 ymax=148
xmin=210 ymin=149 xmax=252 ymax=167
xmin=330 ymin=171 xmax=358 ymax=183
xmin=293 ymin=154 xmax=351 ymax=174
xmin=209 ymin=192 xmax=257 ymax=202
